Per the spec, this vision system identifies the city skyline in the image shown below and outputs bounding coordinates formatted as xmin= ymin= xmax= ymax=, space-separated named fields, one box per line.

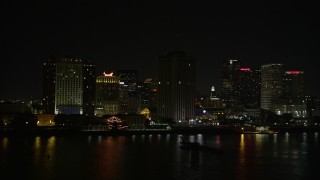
xmin=2 ymin=1 xmax=320 ymax=100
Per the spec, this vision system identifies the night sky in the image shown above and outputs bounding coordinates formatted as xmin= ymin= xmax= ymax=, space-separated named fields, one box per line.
xmin=2 ymin=1 xmax=320 ymax=100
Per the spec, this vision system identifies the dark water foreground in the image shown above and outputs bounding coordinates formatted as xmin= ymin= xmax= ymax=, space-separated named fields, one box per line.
xmin=1 ymin=133 xmax=319 ymax=180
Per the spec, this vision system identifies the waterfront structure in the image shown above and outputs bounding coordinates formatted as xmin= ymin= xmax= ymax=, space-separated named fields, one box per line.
xmin=260 ymin=64 xmax=283 ymax=111
xmin=95 ymin=72 xmax=120 ymax=116
xmin=157 ymin=51 xmax=195 ymax=123
xmin=221 ymin=59 xmax=241 ymax=108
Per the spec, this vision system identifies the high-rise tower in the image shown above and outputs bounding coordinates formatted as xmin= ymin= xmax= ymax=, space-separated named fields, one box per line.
xmin=117 ymin=70 xmax=138 ymax=113
xmin=157 ymin=51 xmax=195 ymax=123
xmin=42 ymin=57 xmax=95 ymax=115
xmin=221 ymin=59 xmax=241 ymax=108
xmin=283 ymin=70 xmax=304 ymax=103
xmin=42 ymin=57 xmax=56 ymax=114
xmin=260 ymin=64 xmax=283 ymax=111
xmin=82 ymin=61 xmax=96 ymax=116
xmin=55 ymin=58 xmax=84 ymax=114
xmin=95 ymin=72 xmax=120 ymax=116
xmin=237 ymin=68 xmax=261 ymax=109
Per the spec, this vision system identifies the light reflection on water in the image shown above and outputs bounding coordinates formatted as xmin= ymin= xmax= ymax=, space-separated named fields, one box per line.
xmin=0 ymin=133 xmax=319 ymax=180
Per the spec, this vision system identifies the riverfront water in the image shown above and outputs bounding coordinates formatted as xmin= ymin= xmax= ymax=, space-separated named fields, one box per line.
xmin=1 ymin=133 xmax=319 ymax=180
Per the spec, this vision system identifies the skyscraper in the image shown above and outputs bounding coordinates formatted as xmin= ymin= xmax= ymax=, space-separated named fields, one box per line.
xmin=42 ymin=58 xmax=56 ymax=114
xmin=55 ymin=58 xmax=84 ymax=114
xmin=95 ymin=72 xmax=120 ymax=116
xmin=117 ymin=70 xmax=138 ymax=113
xmin=237 ymin=68 xmax=261 ymax=109
xmin=283 ymin=70 xmax=304 ymax=103
xmin=82 ymin=61 xmax=96 ymax=116
xmin=139 ymin=78 xmax=157 ymax=111
xmin=272 ymin=70 xmax=306 ymax=118
xmin=42 ymin=57 xmax=95 ymax=115
xmin=221 ymin=59 xmax=241 ymax=108
xmin=157 ymin=51 xmax=195 ymax=123
xmin=260 ymin=64 xmax=283 ymax=111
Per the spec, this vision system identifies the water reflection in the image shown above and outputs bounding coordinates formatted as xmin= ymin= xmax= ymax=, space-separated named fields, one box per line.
xmin=0 ymin=133 xmax=319 ymax=180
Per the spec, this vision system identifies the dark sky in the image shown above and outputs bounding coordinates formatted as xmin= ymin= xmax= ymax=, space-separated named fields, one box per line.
xmin=2 ymin=1 xmax=320 ymax=100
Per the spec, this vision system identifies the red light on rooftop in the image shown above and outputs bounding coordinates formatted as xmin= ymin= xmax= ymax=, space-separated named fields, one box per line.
xmin=286 ymin=71 xmax=303 ymax=75
xmin=240 ymin=68 xmax=251 ymax=71
xmin=153 ymin=88 xmax=157 ymax=92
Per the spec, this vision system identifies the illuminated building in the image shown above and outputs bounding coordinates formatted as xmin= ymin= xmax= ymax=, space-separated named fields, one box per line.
xmin=95 ymin=72 xmax=120 ymax=116
xmin=197 ymin=86 xmax=224 ymax=121
xmin=137 ymin=78 xmax=157 ymax=119
xmin=55 ymin=58 xmax=84 ymax=114
xmin=260 ymin=64 xmax=283 ymax=111
xmin=221 ymin=59 xmax=241 ymax=108
xmin=117 ymin=70 xmax=138 ymax=113
xmin=43 ymin=57 xmax=95 ymax=115
xmin=157 ymin=51 xmax=195 ymax=123
xmin=273 ymin=70 xmax=307 ymax=118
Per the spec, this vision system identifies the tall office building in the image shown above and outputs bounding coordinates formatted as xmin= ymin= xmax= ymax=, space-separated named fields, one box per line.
xmin=55 ymin=58 xmax=84 ymax=114
xmin=139 ymin=78 xmax=157 ymax=110
xmin=157 ymin=51 xmax=195 ymax=123
xmin=117 ymin=70 xmax=138 ymax=113
xmin=283 ymin=70 xmax=304 ymax=103
xmin=237 ymin=68 xmax=261 ymax=109
xmin=221 ymin=59 xmax=241 ymax=108
xmin=43 ymin=57 xmax=95 ymax=115
xmin=260 ymin=64 xmax=283 ymax=111
xmin=82 ymin=61 xmax=96 ymax=116
xmin=42 ymin=58 xmax=56 ymax=114
xmin=95 ymin=72 xmax=120 ymax=116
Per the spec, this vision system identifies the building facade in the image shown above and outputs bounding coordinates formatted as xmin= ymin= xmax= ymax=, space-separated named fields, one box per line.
xmin=55 ymin=58 xmax=84 ymax=114
xmin=82 ymin=61 xmax=96 ymax=116
xmin=157 ymin=51 xmax=195 ymax=123
xmin=260 ymin=64 xmax=283 ymax=111
xmin=95 ymin=72 xmax=120 ymax=116
xmin=42 ymin=58 xmax=56 ymax=114
xmin=117 ymin=70 xmax=138 ymax=113
xmin=237 ymin=68 xmax=261 ymax=109
xmin=283 ymin=71 xmax=304 ymax=103
xmin=43 ymin=57 xmax=95 ymax=115
xmin=221 ymin=59 xmax=241 ymax=108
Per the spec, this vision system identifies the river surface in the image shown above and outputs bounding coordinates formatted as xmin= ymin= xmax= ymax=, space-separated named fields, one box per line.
xmin=1 ymin=132 xmax=319 ymax=180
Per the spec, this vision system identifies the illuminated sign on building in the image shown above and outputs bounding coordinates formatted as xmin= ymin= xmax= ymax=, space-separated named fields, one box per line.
xmin=103 ymin=72 xmax=114 ymax=76
xmin=285 ymin=71 xmax=304 ymax=75
xmin=240 ymin=68 xmax=251 ymax=71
